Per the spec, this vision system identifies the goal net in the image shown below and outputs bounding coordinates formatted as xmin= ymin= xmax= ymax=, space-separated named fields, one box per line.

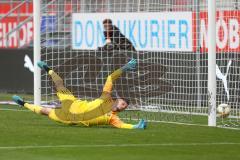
xmin=39 ymin=0 xmax=240 ymax=128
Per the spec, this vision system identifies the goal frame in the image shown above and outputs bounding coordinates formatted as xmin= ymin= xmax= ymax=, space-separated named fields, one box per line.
xmin=33 ymin=0 xmax=217 ymax=127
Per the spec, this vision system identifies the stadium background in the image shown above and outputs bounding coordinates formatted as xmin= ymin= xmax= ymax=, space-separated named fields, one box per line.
xmin=1 ymin=0 xmax=240 ymax=108
xmin=0 ymin=2 xmax=240 ymax=160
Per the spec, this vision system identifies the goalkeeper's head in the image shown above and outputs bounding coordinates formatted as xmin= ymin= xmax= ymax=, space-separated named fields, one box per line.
xmin=112 ymin=98 xmax=130 ymax=112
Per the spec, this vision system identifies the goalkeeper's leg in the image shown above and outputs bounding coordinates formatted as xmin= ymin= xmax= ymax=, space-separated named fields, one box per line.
xmin=12 ymin=95 xmax=51 ymax=115
xmin=38 ymin=61 xmax=82 ymax=122
xmin=37 ymin=61 xmax=76 ymax=102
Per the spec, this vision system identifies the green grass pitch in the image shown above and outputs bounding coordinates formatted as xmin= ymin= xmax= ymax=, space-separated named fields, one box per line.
xmin=0 ymin=104 xmax=240 ymax=160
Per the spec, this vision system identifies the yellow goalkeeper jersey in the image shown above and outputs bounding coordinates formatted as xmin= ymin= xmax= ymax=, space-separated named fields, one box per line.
xmin=49 ymin=108 xmax=134 ymax=129
xmin=85 ymin=111 xmax=134 ymax=129
xmin=48 ymin=93 xmax=114 ymax=124
xmin=48 ymin=68 xmax=133 ymax=128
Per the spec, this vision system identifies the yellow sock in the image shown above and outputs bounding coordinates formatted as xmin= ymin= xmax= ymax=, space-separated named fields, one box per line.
xmin=24 ymin=103 xmax=42 ymax=115
xmin=48 ymin=70 xmax=64 ymax=88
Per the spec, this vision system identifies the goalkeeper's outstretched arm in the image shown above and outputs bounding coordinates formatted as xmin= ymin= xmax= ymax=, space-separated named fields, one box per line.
xmin=102 ymin=68 xmax=123 ymax=94
xmin=102 ymin=58 xmax=137 ymax=94
xmin=110 ymin=114 xmax=147 ymax=129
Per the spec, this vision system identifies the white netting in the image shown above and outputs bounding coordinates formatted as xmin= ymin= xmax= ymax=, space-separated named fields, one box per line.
xmin=40 ymin=0 xmax=240 ymax=127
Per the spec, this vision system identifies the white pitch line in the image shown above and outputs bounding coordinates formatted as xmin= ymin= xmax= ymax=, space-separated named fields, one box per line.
xmin=122 ymin=117 xmax=208 ymax=127
xmin=122 ymin=118 xmax=240 ymax=130
xmin=0 ymin=143 xmax=240 ymax=150
xmin=0 ymin=108 xmax=29 ymax=112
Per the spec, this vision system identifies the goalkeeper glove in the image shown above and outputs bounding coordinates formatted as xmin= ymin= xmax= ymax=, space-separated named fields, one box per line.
xmin=133 ymin=119 xmax=147 ymax=129
xmin=121 ymin=58 xmax=137 ymax=72
xmin=37 ymin=61 xmax=51 ymax=72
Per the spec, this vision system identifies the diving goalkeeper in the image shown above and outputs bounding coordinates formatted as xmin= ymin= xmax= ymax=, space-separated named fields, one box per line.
xmin=13 ymin=59 xmax=146 ymax=129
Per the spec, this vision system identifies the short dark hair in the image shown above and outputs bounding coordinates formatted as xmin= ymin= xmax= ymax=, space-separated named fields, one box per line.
xmin=119 ymin=97 xmax=130 ymax=105
xmin=103 ymin=19 xmax=112 ymax=24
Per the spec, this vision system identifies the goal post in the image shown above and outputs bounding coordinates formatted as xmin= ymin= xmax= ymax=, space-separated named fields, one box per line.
xmin=208 ymin=0 xmax=216 ymax=126
xmin=33 ymin=0 xmax=41 ymax=105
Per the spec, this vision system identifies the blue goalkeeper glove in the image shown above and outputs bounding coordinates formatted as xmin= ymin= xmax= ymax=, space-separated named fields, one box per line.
xmin=133 ymin=119 xmax=147 ymax=129
xmin=121 ymin=58 xmax=137 ymax=72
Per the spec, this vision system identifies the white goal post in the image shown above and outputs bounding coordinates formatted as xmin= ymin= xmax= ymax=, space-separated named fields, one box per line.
xmin=208 ymin=0 xmax=216 ymax=126
xmin=34 ymin=0 xmax=240 ymax=128
xmin=33 ymin=0 xmax=41 ymax=106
